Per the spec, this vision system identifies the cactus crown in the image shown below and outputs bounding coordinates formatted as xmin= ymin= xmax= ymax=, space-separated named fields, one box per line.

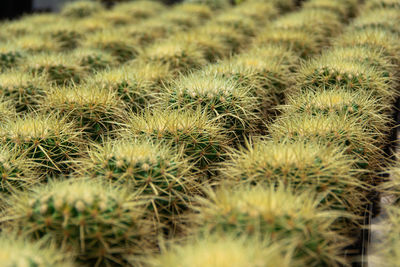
xmin=112 ymin=0 xmax=166 ymax=19
xmin=0 ymin=234 xmax=75 ymax=267
xmin=61 ymin=1 xmax=104 ymax=18
xmin=194 ymin=184 xmax=348 ymax=266
xmin=145 ymin=234 xmax=297 ymax=267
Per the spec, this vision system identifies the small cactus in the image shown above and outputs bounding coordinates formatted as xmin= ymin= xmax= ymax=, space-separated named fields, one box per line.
xmin=71 ymin=48 xmax=116 ymax=72
xmin=112 ymin=1 xmax=166 ymax=20
xmin=198 ymin=24 xmax=247 ymax=54
xmin=365 ymin=0 xmax=400 ymax=10
xmin=122 ymin=109 xmax=229 ymax=173
xmin=42 ymin=85 xmax=127 ymax=141
xmin=0 ymin=233 xmax=76 ymax=267
xmin=13 ymin=34 xmax=58 ymax=53
xmin=1 ymin=179 xmax=155 ymax=266
xmin=351 ymin=9 xmax=400 ymax=34
xmin=163 ymin=72 xmax=260 ymax=139
xmin=303 ymin=0 xmax=357 ymax=21
xmin=0 ymin=43 xmax=23 ymax=71
xmin=0 ymin=114 xmax=81 ymax=175
xmin=221 ymin=139 xmax=368 ymax=217
xmin=26 ymin=53 xmax=84 ymax=85
xmin=61 ymin=1 xmax=104 ymax=18
xmin=214 ymin=13 xmax=257 ymax=37
xmin=193 ymin=184 xmax=349 ymax=266
xmin=0 ymin=71 xmax=46 ymax=112
xmin=270 ymin=113 xmax=385 ymax=176
xmin=140 ymin=40 xmax=207 ymax=75
xmin=144 ymin=234 xmax=298 ymax=267
xmin=79 ymin=138 xmax=200 ymax=225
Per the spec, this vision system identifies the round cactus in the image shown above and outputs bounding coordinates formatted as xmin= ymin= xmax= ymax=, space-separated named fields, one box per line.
xmin=0 ymin=71 xmax=46 ymax=112
xmin=0 ymin=114 xmax=81 ymax=175
xmin=87 ymin=63 xmax=171 ymax=111
xmin=221 ymin=139 xmax=368 ymax=217
xmin=269 ymin=113 xmax=385 ymax=176
xmin=351 ymin=9 xmax=400 ymax=34
xmin=140 ymin=40 xmax=207 ymax=75
xmin=26 ymin=53 xmax=84 ymax=86
xmin=122 ymin=109 xmax=229 ymax=173
xmin=13 ymin=34 xmax=59 ymax=53
xmin=193 ymin=184 xmax=349 ymax=266
xmin=0 ymin=43 xmax=23 ymax=71
xmin=71 ymin=48 xmax=116 ymax=72
xmin=84 ymin=29 xmax=139 ymax=63
xmin=0 ymin=234 xmax=76 ymax=267
xmin=163 ymin=72 xmax=260 ymax=139
xmin=1 ymin=179 xmax=155 ymax=266
xmin=365 ymin=0 xmax=400 ymax=10
xmin=42 ymin=85 xmax=127 ymax=141
xmin=283 ymin=88 xmax=393 ymax=138
xmin=295 ymin=55 xmax=397 ymax=101
xmin=255 ymin=28 xmax=320 ymax=58
xmin=214 ymin=13 xmax=257 ymax=37
xmin=125 ymin=20 xmax=178 ymax=46
xmin=303 ymin=0 xmax=357 ymax=21
xmin=198 ymin=24 xmax=247 ymax=54
xmin=144 ymin=234 xmax=298 ymax=267
xmin=0 ymin=146 xmax=38 ymax=194
xmin=335 ymin=28 xmax=400 ymax=65
xmin=112 ymin=0 xmax=166 ymax=20
xmin=79 ymin=138 xmax=200 ymax=225
xmin=61 ymin=1 xmax=104 ymax=18
xmin=232 ymin=2 xmax=278 ymax=23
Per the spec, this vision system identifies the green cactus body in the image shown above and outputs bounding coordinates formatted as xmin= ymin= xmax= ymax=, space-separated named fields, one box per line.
xmin=164 ymin=73 xmax=259 ymax=139
xmin=270 ymin=113 xmax=385 ymax=176
xmin=0 ymin=51 xmax=23 ymax=71
xmin=336 ymin=28 xmax=400 ymax=65
xmin=222 ymin=140 xmax=368 ymax=217
xmin=81 ymin=139 xmax=199 ymax=224
xmin=123 ymin=109 xmax=229 ymax=173
xmin=1 ymin=179 xmax=155 ymax=266
xmin=195 ymin=185 xmax=349 ymax=266
xmin=26 ymin=54 xmax=84 ymax=85
xmin=141 ymin=41 xmax=207 ymax=75
xmin=0 ymin=71 xmax=46 ymax=112
xmin=71 ymin=48 xmax=116 ymax=72
xmin=0 ymin=146 xmax=38 ymax=194
xmin=0 ymin=115 xmax=81 ymax=175
xmin=0 ymin=234 xmax=76 ymax=267
xmin=43 ymin=86 xmax=127 ymax=141
xmin=283 ymin=88 xmax=392 ymax=139
xmin=296 ymin=56 xmax=397 ymax=101
xmin=144 ymin=234 xmax=298 ymax=267
xmin=61 ymin=1 xmax=104 ymax=18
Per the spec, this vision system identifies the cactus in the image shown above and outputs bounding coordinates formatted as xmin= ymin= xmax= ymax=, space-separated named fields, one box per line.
xmin=270 ymin=113 xmax=385 ymax=177
xmin=0 ymin=234 xmax=76 ymax=267
xmin=13 ymin=34 xmax=59 ymax=53
xmin=71 ymin=48 xmax=116 ymax=72
xmin=283 ymin=88 xmax=393 ymax=138
xmin=336 ymin=28 xmax=400 ymax=64
xmin=94 ymin=10 xmax=133 ymax=26
xmin=351 ymin=9 xmax=400 ymax=34
xmin=255 ymin=28 xmax=320 ymax=58
xmin=163 ymin=72 xmax=260 ymax=139
xmin=87 ymin=63 xmax=171 ymax=111
xmin=75 ymin=17 xmax=109 ymax=33
xmin=365 ymin=0 xmax=400 ymax=10
xmin=221 ymin=139 xmax=368 ymax=217
xmin=303 ymin=0 xmax=357 ymax=21
xmin=0 ymin=97 xmax=16 ymax=121
xmin=42 ymin=85 xmax=127 ymax=141
xmin=0 ymin=71 xmax=46 ymax=112
xmin=84 ymin=29 xmax=139 ymax=63
xmin=198 ymin=24 xmax=247 ymax=54
xmin=78 ymin=138 xmax=200 ymax=225
xmin=61 ymin=1 xmax=104 ymax=18
xmin=232 ymin=2 xmax=278 ymax=23
xmin=1 ymin=179 xmax=155 ymax=266
xmin=183 ymin=0 xmax=231 ymax=10
xmin=295 ymin=55 xmax=397 ymax=101
xmin=141 ymin=40 xmax=207 ymax=74
xmin=112 ymin=1 xmax=166 ymax=20
xmin=122 ymin=109 xmax=229 ymax=173
xmin=0 ymin=146 xmax=39 ymax=194
xmin=203 ymin=46 xmax=297 ymax=115
xmin=126 ymin=20 xmax=178 ymax=46
xmin=214 ymin=14 xmax=257 ymax=37
xmin=194 ymin=184 xmax=349 ymax=266
xmin=26 ymin=53 xmax=84 ymax=85
xmin=160 ymin=12 xmax=203 ymax=30
xmin=0 ymin=43 xmax=23 ymax=71
xmin=144 ymin=234 xmax=298 ymax=267
xmin=0 ymin=114 xmax=81 ymax=175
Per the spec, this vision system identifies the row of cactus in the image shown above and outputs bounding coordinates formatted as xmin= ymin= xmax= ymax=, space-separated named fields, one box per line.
xmin=0 ymin=0 xmax=304 ymax=266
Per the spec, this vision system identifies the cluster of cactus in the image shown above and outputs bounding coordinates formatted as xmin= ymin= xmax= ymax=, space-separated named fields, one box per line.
xmin=3 ymin=0 xmax=400 ymax=266
xmin=1 ymin=179 xmax=155 ymax=266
